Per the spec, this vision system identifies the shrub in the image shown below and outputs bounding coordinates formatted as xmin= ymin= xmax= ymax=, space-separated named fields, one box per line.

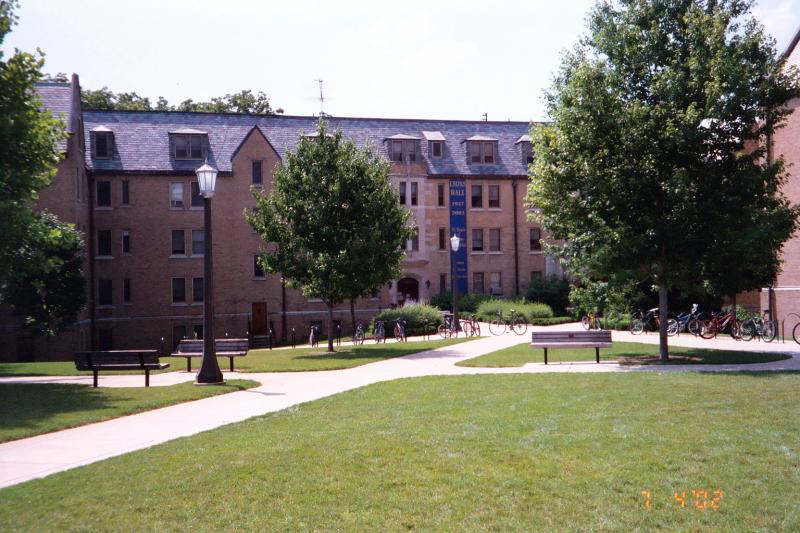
xmin=530 ymin=316 xmax=574 ymax=326
xmin=371 ymin=304 xmax=443 ymax=336
xmin=429 ymin=291 xmax=492 ymax=313
xmin=475 ymin=299 xmax=553 ymax=323
xmin=523 ymin=275 xmax=570 ymax=315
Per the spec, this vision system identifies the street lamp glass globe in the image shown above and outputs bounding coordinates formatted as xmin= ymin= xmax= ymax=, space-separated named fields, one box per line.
xmin=450 ymin=234 xmax=460 ymax=252
xmin=195 ymin=163 xmax=218 ymax=198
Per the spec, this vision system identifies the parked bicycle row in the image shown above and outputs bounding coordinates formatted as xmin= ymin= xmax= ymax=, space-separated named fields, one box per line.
xmin=581 ymin=305 xmax=784 ymax=342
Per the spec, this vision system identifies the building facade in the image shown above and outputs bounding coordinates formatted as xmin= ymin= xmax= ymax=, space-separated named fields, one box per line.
xmin=0 ymin=75 xmax=560 ymax=361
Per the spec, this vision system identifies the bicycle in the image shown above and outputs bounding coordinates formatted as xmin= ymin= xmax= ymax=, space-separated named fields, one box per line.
xmin=699 ymin=310 xmax=743 ymax=339
xmin=489 ymin=309 xmax=528 ymax=336
xmin=581 ymin=312 xmax=602 ymax=330
xmin=353 ymin=322 xmax=365 ymax=345
xmin=629 ymin=308 xmax=677 ymax=335
xmin=666 ymin=304 xmax=703 ymax=336
xmin=461 ymin=314 xmax=481 ymax=337
xmin=438 ymin=314 xmax=459 ymax=338
xmin=374 ymin=321 xmax=386 ymax=344
xmin=740 ymin=312 xmax=777 ymax=342
xmin=393 ymin=318 xmax=407 ymax=342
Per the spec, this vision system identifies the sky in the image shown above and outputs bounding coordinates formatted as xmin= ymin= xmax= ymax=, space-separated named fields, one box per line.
xmin=4 ymin=0 xmax=799 ymax=122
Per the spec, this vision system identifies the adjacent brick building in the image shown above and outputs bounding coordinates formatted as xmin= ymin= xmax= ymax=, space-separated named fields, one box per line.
xmin=0 ymin=75 xmax=559 ymax=361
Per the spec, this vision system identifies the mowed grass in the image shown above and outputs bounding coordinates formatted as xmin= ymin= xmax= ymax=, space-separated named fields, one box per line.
xmin=0 ymin=338 xmax=472 ymax=376
xmin=0 ymin=380 xmax=258 ymax=443
xmin=163 ymin=337 xmax=473 ymax=372
xmin=1 ymin=372 xmax=798 ymax=531
xmin=457 ymin=341 xmax=792 ymax=367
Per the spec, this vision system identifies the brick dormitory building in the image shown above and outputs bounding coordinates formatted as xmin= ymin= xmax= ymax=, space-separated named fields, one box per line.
xmin=0 ymin=75 xmax=563 ymax=361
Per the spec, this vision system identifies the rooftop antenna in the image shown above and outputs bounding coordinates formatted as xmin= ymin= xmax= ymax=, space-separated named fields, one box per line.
xmin=482 ymin=113 xmax=488 ymax=122
xmin=315 ymin=79 xmax=326 ymax=116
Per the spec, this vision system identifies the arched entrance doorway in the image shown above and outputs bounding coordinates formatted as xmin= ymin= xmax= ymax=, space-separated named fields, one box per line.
xmin=397 ymin=277 xmax=420 ymax=305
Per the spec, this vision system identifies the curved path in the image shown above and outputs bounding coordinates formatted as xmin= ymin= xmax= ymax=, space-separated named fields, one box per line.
xmin=2 ymin=325 xmax=799 ymax=489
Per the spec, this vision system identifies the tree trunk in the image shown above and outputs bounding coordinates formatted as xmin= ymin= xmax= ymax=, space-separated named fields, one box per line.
xmin=327 ymin=302 xmax=335 ymax=353
xmin=658 ymin=277 xmax=669 ymax=361
xmin=350 ymin=299 xmax=356 ymax=336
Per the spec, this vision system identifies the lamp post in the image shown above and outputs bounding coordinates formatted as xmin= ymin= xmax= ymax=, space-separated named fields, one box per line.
xmin=450 ymin=234 xmax=461 ymax=332
xmin=195 ymin=162 xmax=224 ymax=385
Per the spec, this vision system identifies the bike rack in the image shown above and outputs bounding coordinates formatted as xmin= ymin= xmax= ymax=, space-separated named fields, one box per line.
xmin=780 ymin=313 xmax=800 ymax=343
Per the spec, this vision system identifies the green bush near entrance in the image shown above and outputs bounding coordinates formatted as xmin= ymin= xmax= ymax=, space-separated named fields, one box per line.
xmin=475 ymin=299 xmax=553 ymax=323
xmin=372 ymin=304 xmax=443 ymax=336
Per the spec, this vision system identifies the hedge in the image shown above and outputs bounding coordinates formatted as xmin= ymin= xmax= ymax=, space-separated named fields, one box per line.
xmin=429 ymin=291 xmax=493 ymax=313
xmin=530 ymin=316 xmax=574 ymax=326
xmin=475 ymin=299 xmax=554 ymax=323
xmin=371 ymin=304 xmax=443 ymax=336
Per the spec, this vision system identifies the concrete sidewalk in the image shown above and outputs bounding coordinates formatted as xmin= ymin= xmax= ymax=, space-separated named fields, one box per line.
xmin=2 ymin=326 xmax=798 ymax=489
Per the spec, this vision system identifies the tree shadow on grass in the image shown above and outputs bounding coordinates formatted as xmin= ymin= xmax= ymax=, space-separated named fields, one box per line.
xmin=0 ymin=383 xmax=115 ymax=434
xmin=617 ymin=348 xmax=792 ymax=366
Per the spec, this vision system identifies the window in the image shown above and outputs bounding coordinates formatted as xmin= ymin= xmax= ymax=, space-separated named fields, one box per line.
xmin=489 ymin=228 xmax=501 ymax=252
xmin=489 ymin=272 xmax=503 ymax=295
xmin=97 ymin=230 xmax=112 ymax=257
xmin=410 ymin=182 xmax=418 ymax=206
xmin=531 ymin=270 xmax=543 ymax=281
xmin=399 ymin=182 xmax=406 ymax=205
xmin=123 ymin=278 xmax=131 ymax=303
xmin=192 ymin=277 xmax=204 ymax=302
xmin=389 ymin=140 xmax=418 ymax=162
xmin=121 ymin=180 xmax=130 ymax=205
xmin=122 ymin=230 xmax=131 ymax=254
xmin=431 ymin=141 xmax=443 ymax=158
xmin=94 ymin=132 xmax=112 ymax=159
xmin=530 ymin=228 xmax=542 ymax=251
xmin=437 ymin=184 xmax=445 ymax=206
xmin=191 ymin=230 xmax=204 ymax=256
xmin=171 ymin=230 xmax=185 ymax=255
xmin=469 ymin=141 xmax=495 ymax=164
xmin=439 ymin=273 xmax=447 ymax=294
xmin=472 ymin=229 xmax=484 ymax=252
xmin=471 ymin=185 xmax=483 ymax=208
xmin=96 ymin=181 xmax=111 ymax=207
xmin=172 ymin=278 xmax=186 ymax=303
xmin=172 ymin=325 xmax=187 ymax=350
xmin=254 ymin=256 xmax=265 ymax=278
xmin=98 ymin=328 xmax=113 ymax=351
xmin=193 ymin=324 xmax=204 ymax=340
xmin=190 ymin=181 xmax=203 ymax=207
xmin=488 ymin=185 xmax=500 ymax=208
xmin=438 ymin=227 xmax=446 ymax=250
xmin=473 ymin=272 xmax=485 ymax=293
xmin=173 ymin=134 xmax=204 ymax=160
xmin=521 ymin=142 xmax=533 ymax=164
xmin=98 ymin=279 xmax=112 ymax=306
xmin=408 ymin=229 xmax=419 ymax=252
xmin=170 ymin=182 xmax=184 ymax=208
xmin=252 ymin=160 xmax=263 ymax=185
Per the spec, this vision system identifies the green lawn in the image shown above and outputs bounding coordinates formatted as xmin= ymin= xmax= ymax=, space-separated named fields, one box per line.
xmin=0 ymin=338 xmax=472 ymax=376
xmin=162 ymin=337 xmax=473 ymax=372
xmin=0 ymin=380 xmax=258 ymax=443
xmin=1 ymin=372 xmax=798 ymax=530
xmin=457 ymin=341 xmax=792 ymax=367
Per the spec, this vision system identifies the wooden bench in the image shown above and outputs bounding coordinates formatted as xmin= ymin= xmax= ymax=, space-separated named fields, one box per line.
xmin=74 ymin=350 xmax=168 ymax=387
xmin=171 ymin=338 xmax=249 ymax=372
xmin=530 ymin=330 xmax=613 ymax=364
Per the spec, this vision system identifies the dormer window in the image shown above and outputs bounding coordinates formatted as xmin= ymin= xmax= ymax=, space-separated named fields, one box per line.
xmin=467 ymin=139 xmax=496 ymax=164
xmin=91 ymin=127 xmax=113 ymax=159
xmin=516 ymin=135 xmax=533 ymax=164
xmin=170 ymin=128 xmax=207 ymax=160
xmin=386 ymin=134 xmax=420 ymax=162
xmin=423 ymin=131 xmax=446 ymax=159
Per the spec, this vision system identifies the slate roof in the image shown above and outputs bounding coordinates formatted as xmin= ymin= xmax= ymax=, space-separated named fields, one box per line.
xmin=36 ymin=82 xmax=73 ymax=152
xmin=82 ymin=110 xmax=537 ymax=177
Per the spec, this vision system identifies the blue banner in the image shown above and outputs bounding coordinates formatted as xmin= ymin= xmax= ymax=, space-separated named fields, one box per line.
xmin=448 ymin=178 xmax=469 ymax=294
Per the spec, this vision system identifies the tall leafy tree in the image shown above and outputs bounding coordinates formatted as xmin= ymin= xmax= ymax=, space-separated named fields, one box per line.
xmin=527 ymin=0 xmax=800 ymax=359
xmin=0 ymin=1 xmax=86 ymax=352
xmin=82 ymin=87 xmax=283 ymax=114
xmin=248 ymin=120 xmax=412 ymax=352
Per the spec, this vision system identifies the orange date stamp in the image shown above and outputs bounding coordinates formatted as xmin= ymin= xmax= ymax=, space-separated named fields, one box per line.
xmin=641 ymin=489 xmax=724 ymax=510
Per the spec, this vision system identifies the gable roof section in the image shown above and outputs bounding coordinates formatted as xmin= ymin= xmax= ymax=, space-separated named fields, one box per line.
xmin=83 ymin=111 xmax=537 ymax=176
